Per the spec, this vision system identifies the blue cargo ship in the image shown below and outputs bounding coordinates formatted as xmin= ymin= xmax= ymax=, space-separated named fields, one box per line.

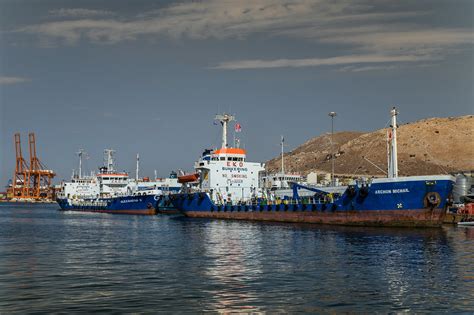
xmin=57 ymin=194 xmax=159 ymax=215
xmin=57 ymin=149 xmax=181 ymax=215
xmin=171 ymin=175 xmax=454 ymax=227
xmin=170 ymin=109 xmax=455 ymax=227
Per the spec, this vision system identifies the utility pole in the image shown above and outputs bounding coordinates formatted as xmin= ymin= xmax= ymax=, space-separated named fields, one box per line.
xmin=281 ymin=135 xmax=285 ymax=175
xmin=328 ymin=112 xmax=337 ymax=186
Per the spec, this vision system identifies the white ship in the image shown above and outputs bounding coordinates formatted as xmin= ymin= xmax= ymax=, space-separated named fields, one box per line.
xmin=57 ymin=149 xmax=181 ymax=214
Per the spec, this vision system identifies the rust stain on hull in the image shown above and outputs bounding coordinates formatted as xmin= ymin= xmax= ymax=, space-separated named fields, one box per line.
xmin=62 ymin=208 xmax=157 ymax=215
xmin=183 ymin=208 xmax=445 ymax=227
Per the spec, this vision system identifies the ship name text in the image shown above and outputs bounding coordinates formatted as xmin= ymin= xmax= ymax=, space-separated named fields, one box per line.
xmin=374 ymin=188 xmax=410 ymax=194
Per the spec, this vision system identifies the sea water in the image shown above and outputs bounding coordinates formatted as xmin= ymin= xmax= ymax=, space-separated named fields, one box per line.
xmin=0 ymin=203 xmax=473 ymax=313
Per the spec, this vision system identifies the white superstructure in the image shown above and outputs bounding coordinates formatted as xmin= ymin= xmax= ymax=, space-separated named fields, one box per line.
xmin=190 ymin=114 xmax=265 ymax=203
xmin=261 ymin=172 xmax=303 ymax=189
xmin=57 ymin=149 xmax=180 ymax=200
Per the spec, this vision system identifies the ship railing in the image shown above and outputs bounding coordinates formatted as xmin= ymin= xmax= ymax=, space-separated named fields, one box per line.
xmin=71 ymin=200 xmax=108 ymax=207
xmin=212 ymin=197 xmax=328 ymax=206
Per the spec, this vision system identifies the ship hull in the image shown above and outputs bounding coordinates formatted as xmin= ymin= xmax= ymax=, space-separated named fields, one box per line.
xmin=57 ymin=194 xmax=159 ymax=215
xmin=156 ymin=195 xmax=180 ymax=214
xmin=170 ymin=176 xmax=454 ymax=227
xmin=181 ymin=208 xmax=444 ymax=227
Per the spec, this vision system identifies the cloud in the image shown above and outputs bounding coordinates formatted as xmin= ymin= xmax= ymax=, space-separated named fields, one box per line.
xmin=14 ymin=0 xmax=474 ymax=68
xmin=0 ymin=76 xmax=30 ymax=85
xmin=317 ymin=28 xmax=474 ymax=53
xmin=336 ymin=65 xmax=401 ymax=72
xmin=15 ymin=1 xmax=457 ymax=44
xmin=49 ymin=8 xmax=114 ymax=18
xmin=213 ymin=54 xmax=433 ymax=70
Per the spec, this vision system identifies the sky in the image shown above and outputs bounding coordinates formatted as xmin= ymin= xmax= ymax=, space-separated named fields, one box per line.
xmin=0 ymin=0 xmax=473 ymax=186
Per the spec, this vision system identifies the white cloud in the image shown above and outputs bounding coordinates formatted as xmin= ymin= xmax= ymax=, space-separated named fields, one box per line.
xmin=318 ymin=28 xmax=474 ymax=52
xmin=0 ymin=76 xmax=30 ymax=85
xmin=15 ymin=1 xmax=439 ymax=44
xmin=14 ymin=0 xmax=474 ymax=69
xmin=49 ymin=8 xmax=114 ymax=18
xmin=213 ymin=54 xmax=433 ymax=70
xmin=336 ymin=65 xmax=400 ymax=72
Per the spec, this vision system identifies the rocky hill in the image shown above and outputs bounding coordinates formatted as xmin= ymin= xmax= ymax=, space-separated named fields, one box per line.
xmin=266 ymin=115 xmax=473 ymax=177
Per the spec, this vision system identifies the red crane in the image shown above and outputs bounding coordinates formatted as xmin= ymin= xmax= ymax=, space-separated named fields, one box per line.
xmin=10 ymin=132 xmax=56 ymax=201
xmin=12 ymin=133 xmax=30 ymax=198
xmin=28 ymin=133 xmax=56 ymax=200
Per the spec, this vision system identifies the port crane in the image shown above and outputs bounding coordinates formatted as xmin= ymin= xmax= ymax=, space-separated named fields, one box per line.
xmin=11 ymin=133 xmax=56 ymax=200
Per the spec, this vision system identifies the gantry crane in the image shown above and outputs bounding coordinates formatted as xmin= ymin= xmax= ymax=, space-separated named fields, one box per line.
xmin=10 ymin=133 xmax=56 ymax=200
xmin=12 ymin=133 xmax=30 ymax=198
xmin=28 ymin=133 xmax=56 ymax=199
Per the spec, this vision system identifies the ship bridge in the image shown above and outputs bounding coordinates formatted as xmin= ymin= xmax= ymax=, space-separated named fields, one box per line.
xmin=211 ymin=148 xmax=246 ymax=162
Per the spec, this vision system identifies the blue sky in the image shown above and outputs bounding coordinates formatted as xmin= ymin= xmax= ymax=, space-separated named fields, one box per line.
xmin=1 ymin=0 xmax=473 ymax=185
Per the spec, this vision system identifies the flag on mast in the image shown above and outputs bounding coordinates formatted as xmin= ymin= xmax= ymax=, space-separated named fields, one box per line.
xmin=235 ymin=123 xmax=242 ymax=133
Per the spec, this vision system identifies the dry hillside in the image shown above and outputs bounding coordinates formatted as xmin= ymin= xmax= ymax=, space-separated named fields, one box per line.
xmin=266 ymin=115 xmax=473 ymax=177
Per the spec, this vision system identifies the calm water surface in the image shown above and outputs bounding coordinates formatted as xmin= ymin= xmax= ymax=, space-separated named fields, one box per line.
xmin=0 ymin=203 xmax=473 ymax=313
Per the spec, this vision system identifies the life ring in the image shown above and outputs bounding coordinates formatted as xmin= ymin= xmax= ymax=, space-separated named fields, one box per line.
xmin=424 ymin=192 xmax=441 ymax=208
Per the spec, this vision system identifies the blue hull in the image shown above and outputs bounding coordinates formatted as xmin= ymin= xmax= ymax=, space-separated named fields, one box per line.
xmin=57 ymin=195 xmax=159 ymax=215
xmin=170 ymin=177 xmax=455 ymax=227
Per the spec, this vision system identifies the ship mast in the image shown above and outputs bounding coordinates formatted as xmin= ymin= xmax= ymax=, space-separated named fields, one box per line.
xmin=387 ymin=130 xmax=391 ymax=177
xmin=215 ymin=113 xmax=235 ymax=148
xmin=388 ymin=107 xmax=399 ymax=178
xmin=77 ymin=149 xmax=85 ymax=179
xmin=136 ymin=153 xmax=140 ymax=181
xmin=104 ymin=149 xmax=115 ymax=173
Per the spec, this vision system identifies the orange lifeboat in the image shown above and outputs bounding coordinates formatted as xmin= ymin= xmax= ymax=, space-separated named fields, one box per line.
xmin=178 ymin=173 xmax=199 ymax=184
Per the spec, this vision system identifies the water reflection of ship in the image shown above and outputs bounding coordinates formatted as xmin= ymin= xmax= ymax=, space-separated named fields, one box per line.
xmin=202 ymin=221 xmax=263 ymax=312
xmin=175 ymin=216 xmax=461 ymax=312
